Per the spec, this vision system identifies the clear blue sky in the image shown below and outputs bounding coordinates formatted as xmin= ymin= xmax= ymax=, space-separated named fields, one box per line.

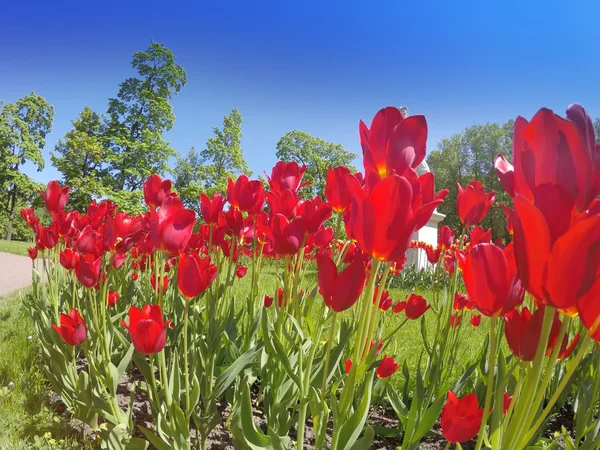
xmin=1 ymin=0 xmax=599 ymax=183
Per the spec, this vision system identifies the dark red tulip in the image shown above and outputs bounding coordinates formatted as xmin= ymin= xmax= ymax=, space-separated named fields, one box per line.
xmin=393 ymin=301 xmax=406 ymax=314
xmin=200 ymin=193 xmax=225 ymax=224
xmin=52 ymin=308 xmax=86 ymax=346
xmin=313 ymin=226 xmax=334 ymax=248
xmin=376 ymin=356 xmax=400 ymax=379
xmin=150 ymin=196 xmax=195 ymax=257
xmin=441 ymin=391 xmax=484 ymax=443
xmin=74 ymin=253 xmax=102 ymax=288
xmin=346 ymin=173 xmax=445 ymax=262
xmin=470 ymin=314 xmax=482 ymax=328
xmin=28 ymin=247 xmax=38 ymax=260
xmin=453 ymin=292 xmax=468 ymax=311
xmin=235 ymin=265 xmax=248 ymax=278
xmin=267 ymin=161 xmax=309 ymax=195
xmin=438 ymin=225 xmax=455 ymax=249
xmin=144 ymin=174 xmax=173 ymax=209
xmin=317 ymin=253 xmax=366 ymax=312
xmin=38 ymin=180 xmax=69 ymax=214
xmin=75 ymin=225 xmax=102 ymax=255
xmin=151 ymin=274 xmax=169 ymax=294
xmin=459 ymin=243 xmax=524 ymax=317
xmin=177 ymin=252 xmax=218 ymax=298
xmin=359 ymin=106 xmax=427 ymax=179
xmin=404 ymin=294 xmax=430 ymax=319
xmin=122 ymin=304 xmax=172 ymax=355
xmin=107 ymin=291 xmax=119 ymax=308
xmin=271 ymin=214 xmax=305 ymax=255
xmin=132 ymin=272 xmax=139 ymax=281
xmin=503 ymin=391 xmax=512 ymax=414
xmin=264 ymin=294 xmax=274 ymax=308
xmin=470 ymin=226 xmax=492 ymax=245
xmin=60 ymin=249 xmax=78 ymax=271
xmin=450 ymin=314 xmax=462 ymax=328
xmin=227 ymin=175 xmax=265 ymax=214
xmin=457 ymin=181 xmax=495 ymax=227
xmin=296 ymin=197 xmax=332 ymax=234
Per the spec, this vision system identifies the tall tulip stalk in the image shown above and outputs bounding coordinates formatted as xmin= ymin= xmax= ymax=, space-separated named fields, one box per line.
xmin=21 ymin=103 xmax=600 ymax=450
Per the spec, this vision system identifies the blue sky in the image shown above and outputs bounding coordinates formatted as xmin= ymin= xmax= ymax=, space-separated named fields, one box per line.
xmin=1 ymin=0 xmax=599 ymax=183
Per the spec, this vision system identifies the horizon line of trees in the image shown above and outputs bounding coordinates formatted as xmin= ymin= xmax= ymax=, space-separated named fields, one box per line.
xmin=2 ymin=42 xmax=600 ymax=241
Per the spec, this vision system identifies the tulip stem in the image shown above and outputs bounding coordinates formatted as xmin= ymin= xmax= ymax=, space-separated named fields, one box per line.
xmin=474 ymin=316 xmax=497 ymax=450
xmin=320 ymin=312 xmax=337 ymax=401
xmin=148 ymin=355 xmax=160 ymax=406
xmin=183 ymin=297 xmax=191 ymax=418
xmin=353 ymin=259 xmax=380 ymax=363
xmin=365 ymin=263 xmax=391 ymax=348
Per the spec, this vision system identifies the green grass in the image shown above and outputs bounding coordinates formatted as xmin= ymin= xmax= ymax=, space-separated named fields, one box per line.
xmin=0 ymin=239 xmax=31 ymax=257
xmin=0 ymin=288 xmax=83 ymax=449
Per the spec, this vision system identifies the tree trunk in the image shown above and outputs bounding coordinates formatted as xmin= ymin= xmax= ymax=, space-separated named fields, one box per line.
xmin=5 ymin=183 xmax=17 ymax=241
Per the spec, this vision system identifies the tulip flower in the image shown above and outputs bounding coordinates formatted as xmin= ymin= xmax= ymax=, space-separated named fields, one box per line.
xmin=296 ymin=197 xmax=332 ymax=234
xmin=470 ymin=314 xmax=482 ymax=328
xmin=438 ymin=225 xmax=456 ymax=249
xmin=74 ymin=253 xmax=102 ymax=288
xmin=264 ymin=294 xmax=274 ymax=308
xmin=346 ymin=173 xmax=446 ymax=262
xmin=453 ymin=292 xmax=468 ymax=311
xmin=144 ymin=174 xmax=173 ymax=208
xmin=227 ymin=175 xmax=265 ymax=214
xmin=38 ymin=180 xmax=70 ymax=214
xmin=470 ymin=226 xmax=492 ymax=245
xmin=200 ymin=192 xmax=225 ymax=224
xmin=266 ymin=189 xmax=299 ymax=219
xmin=344 ymin=358 xmax=353 ymax=374
xmin=151 ymin=274 xmax=169 ymax=294
xmin=121 ymin=305 xmax=172 ymax=355
xmin=459 ymin=243 xmax=525 ymax=317
xmin=53 ymin=309 xmax=87 ymax=346
xmin=441 ymin=391 xmax=484 ymax=443
xmin=132 ymin=272 xmax=139 ymax=281
xmin=457 ymin=181 xmax=495 ymax=227
xmin=404 ymin=294 xmax=430 ymax=319
xmin=75 ymin=225 xmax=102 ymax=255
xmin=393 ymin=301 xmax=406 ymax=314
xmin=28 ymin=247 xmax=38 ymax=260
xmin=359 ymin=106 xmax=428 ymax=179
xmin=150 ymin=196 xmax=195 ymax=257
xmin=450 ymin=314 xmax=461 ymax=328
xmin=235 ymin=265 xmax=248 ymax=278
xmin=271 ymin=214 xmax=305 ymax=255
xmin=316 ymin=254 xmax=366 ymax=313
xmin=177 ymin=252 xmax=218 ymax=298
xmin=107 ymin=291 xmax=119 ymax=308
xmin=267 ymin=161 xmax=309 ymax=195
xmin=503 ymin=391 xmax=513 ymax=414
xmin=313 ymin=226 xmax=334 ymax=248
xmin=376 ymin=356 xmax=400 ymax=379
xmin=21 ymin=207 xmax=39 ymax=228
xmin=325 ymin=166 xmax=361 ymax=213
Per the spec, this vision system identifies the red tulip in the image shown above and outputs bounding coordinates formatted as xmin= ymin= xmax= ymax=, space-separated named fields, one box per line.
xmin=441 ymin=391 xmax=484 ymax=443
xmin=457 ymin=181 xmax=495 ymax=226
xmin=75 ymin=225 xmax=102 ymax=255
xmin=316 ymin=253 xmax=366 ymax=312
xmin=345 ymin=358 xmax=353 ymax=374
xmin=151 ymin=274 xmax=169 ymax=294
xmin=470 ymin=314 xmax=482 ymax=328
xmin=177 ymin=252 xmax=217 ymax=298
xmin=503 ymin=391 xmax=512 ymax=414
xmin=264 ymin=294 xmax=274 ymax=308
xmin=450 ymin=314 xmax=462 ymax=328
xmin=266 ymin=189 xmax=299 ymax=219
xmin=494 ymin=154 xmax=515 ymax=198
xmin=346 ymin=173 xmax=445 ymax=262
xmin=438 ymin=225 xmax=455 ymax=249
xmin=21 ymin=207 xmax=39 ymax=228
xmin=38 ymin=180 xmax=69 ymax=214
xmin=325 ymin=166 xmax=362 ymax=213
xmin=271 ymin=214 xmax=305 ymax=255
xmin=74 ymin=253 xmax=102 ymax=288
xmin=470 ymin=226 xmax=492 ymax=245
xmin=150 ymin=196 xmax=195 ymax=257
xmin=52 ymin=308 xmax=86 ymax=346
xmin=267 ymin=161 xmax=309 ymax=195
xmin=393 ymin=301 xmax=406 ymax=314
xmin=453 ymin=292 xmax=468 ymax=311
xmin=296 ymin=197 xmax=332 ymax=234
xmin=313 ymin=226 xmax=334 ymax=248
xmin=28 ymin=247 xmax=38 ymax=260
xmin=144 ymin=174 xmax=173 ymax=209
xmin=376 ymin=356 xmax=400 ymax=379
xmin=459 ymin=243 xmax=524 ymax=317
xmin=359 ymin=106 xmax=427 ymax=179
xmin=200 ymin=193 xmax=225 ymax=224
xmin=235 ymin=265 xmax=248 ymax=278
xmin=107 ymin=291 xmax=119 ymax=308
xmin=404 ymin=294 xmax=430 ymax=319
xmin=227 ymin=175 xmax=265 ymax=214
xmin=122 ymin=304 xmax=171 ymax=355
xmin=132 ymin=272 xmax=139 ymax=281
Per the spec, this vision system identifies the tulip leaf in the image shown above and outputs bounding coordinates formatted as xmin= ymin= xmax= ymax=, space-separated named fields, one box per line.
xmin=117 ymin=344 xmax=135 ymax=377
xmin=212 ymin=344 xmax=262 ymax=399
xmin=335 ymin=371 xmax=374 ymax=450
xmin=386 ymin=384 xmax=408 ymax=426
xmin=108 ymin=362 xmax=120 ymax=397
xmin=413 ymin=394 xmax=445 ymax=442
xmin=348 ymin=425 xmax=374 ymax=450
xmin=189 ymin=374 xmax=201 ymax=416
xmin=308 ymin=386 xmax=329 ymax=449
xmin=101 ymin=423 xmax=129 ymax=450
xmin=137 ymin=425 xmax=172 ymax=450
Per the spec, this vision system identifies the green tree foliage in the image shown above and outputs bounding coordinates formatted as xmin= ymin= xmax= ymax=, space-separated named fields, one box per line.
xmin=172 ymin=147 xmax=207 ymax=209
xmin=275 ymin=130 xmax=356 ymax=198
xmin=427 ymin=121 xmax=514 ymax=241
xmin=0 ymin=93 xmax=54 ymax=240
xmin=594 ymin=118 xmax=600 ymax=142
xmin=51 ymin=106 xmax=109 ymax=211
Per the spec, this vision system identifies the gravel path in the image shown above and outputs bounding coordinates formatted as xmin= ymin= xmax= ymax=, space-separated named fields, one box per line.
xmin=0 ymin=252 xmax=40 ymax=296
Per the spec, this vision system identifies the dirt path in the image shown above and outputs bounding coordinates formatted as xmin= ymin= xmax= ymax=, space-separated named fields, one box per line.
xmin=0 ymin=252 xmax=40 ymax=296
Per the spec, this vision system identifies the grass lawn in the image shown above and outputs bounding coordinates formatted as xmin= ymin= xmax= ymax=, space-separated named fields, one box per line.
xmin=0 ymin=239 xmax=31 ymax=257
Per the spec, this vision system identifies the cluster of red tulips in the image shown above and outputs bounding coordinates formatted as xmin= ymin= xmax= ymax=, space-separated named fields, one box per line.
xmin=21 ymin=104 xmax=600 ymax=450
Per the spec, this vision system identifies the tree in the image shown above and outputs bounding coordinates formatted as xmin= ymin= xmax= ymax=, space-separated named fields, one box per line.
xmin=275 ymin=131 xmax=356 ymax=198
xmin=198 ymin=108 xmax=250 ymax=194
xmin=594 ymin=118 xmax=600 ymax=142
xmin=172 ymin=147 xmax=207 ymax=209
xmin=52 ymin=106 xmax=110 ymax=211
xmin=427 ymin=121 xmax=514 ymax=240
xmin=0 ymin=93 xmax=54 ymax=240
xmin=105 ymin=42 xmax=187 ymax=196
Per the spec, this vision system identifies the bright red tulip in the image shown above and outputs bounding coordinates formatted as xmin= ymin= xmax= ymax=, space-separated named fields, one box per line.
xmin=151 ymin=274 xmax=169 ymax=294
xmin=438 ymin=225 xmax=455 ymax=249
xmin=494 ymin=154 xmax=515 ymax=198
xmin=296 ymin=197 xmax=332 ymax=234
xmin=503 ymin=391 xmax=512 ymax=414
xmin=264 ymin=294 xmax=274 ymax=308
xmin=316 ymin=253 xmax=366 ymax=312
xmin=227 ymin=175 xmax=265 ymax=214
xmin=470 ymin=226 xmax=492 ymax=245
xmin=459 ymin=243 xmax=524 ymax=317
xmin=441 ymin=391 xmax=484 ymax=443
xmin=21 ymin=207 xmax=39 ymax=228
xmin=470 ymin=314 xmax=482 ymax=328
xmin=313 ymin=226 xmax=334 ymax=248
xmin=404 ymin=294 xmax=430 ymax=319
xmin=346 ymin=173 xmax=445 ymax=262
xmin=75 ymin=225 xmax=102 ymax=255
xmin=107 ymin=291 xmax=119 ymax=308
xmin=325 ymin=166 xmax=363 ymax=213
xmin=38 ymin=180 xmax=69 ymax=214
xmin=144 ymin=174 xmax=173 ymax=209
xmin=359 ymin=106 xmax=427 ymax=179
xmin=59 ymin=248 xmax=78 ymax=271
xmin=267 ymin=161 xmax=309 ymax=195
xmin=52 ymin=308 xmax=86 ymax=346
xmin=74 ymin=253 xmax=102 ymax=288
xmin=450 ymin=314 xmax=461 ymax=328
xmin=200 ymin=193 xmax=225 ymax=224
xmin=376 ymin=356 xmax=400 ymax=379
xmin=150 ymin=196 xmax=195 ymax=257
xmin=235 ymin=265 xmax=248 ymax=278
xmin=457 ymin=181 xmax=495 ymax=226
xmin=271 ymin=214 xmax=305 ymax=255
xmin=453 ymin=292 xmax=468 ymax=311
xmin=122 ymin=305 xmax=172 ymax=355
xmin=28 ymin=247 xmax=38 ymax=260
xmin=266 ymin=189 xmax=299 ymax=219
xmin=345 ymin=358 xmax=353 ymax=374
xmin=393 ymin=301 xmax=406 ymax=314
xmin=177 ymin=252 xmax=218 ymax=298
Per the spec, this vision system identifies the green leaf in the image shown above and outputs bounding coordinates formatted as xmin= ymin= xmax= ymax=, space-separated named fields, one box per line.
xmin=386 ymin=384 xmax=408 ymax=426
xmin=212 ymin=344 xmax=262 ymax=399
xmin=138 ymin=425 xmax=172 ymax=450
xmin=117 ymin=344 xmax=135 ymax=376
xmin=348 ymin=425 xmax=375 ymax=450
xmin=335 ymin=372 xmax=374 ymax=450
xmin=413 ymin=394 xmax=445 ymax=442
